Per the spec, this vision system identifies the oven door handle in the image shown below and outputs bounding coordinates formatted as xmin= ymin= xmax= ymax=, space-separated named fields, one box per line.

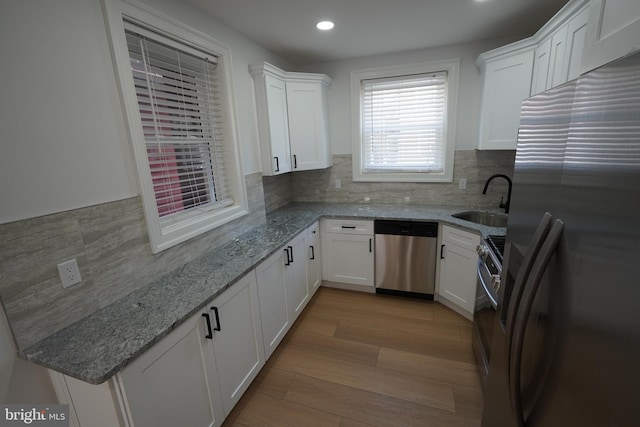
xmin=477 ymin=260 xmax=498 ymax=309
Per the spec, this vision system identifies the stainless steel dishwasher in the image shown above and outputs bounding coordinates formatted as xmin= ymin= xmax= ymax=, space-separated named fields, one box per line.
xmin=374 ymin=220 xmax=438 ymax=299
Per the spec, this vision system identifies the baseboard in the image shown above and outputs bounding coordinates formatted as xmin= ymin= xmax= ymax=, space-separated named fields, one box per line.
xmin=320 ymin=281 xmax=376 ymax=293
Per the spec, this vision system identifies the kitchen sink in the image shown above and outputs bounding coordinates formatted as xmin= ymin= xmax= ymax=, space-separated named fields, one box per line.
xmin=451 ymin=210 xmax=508 ymax=227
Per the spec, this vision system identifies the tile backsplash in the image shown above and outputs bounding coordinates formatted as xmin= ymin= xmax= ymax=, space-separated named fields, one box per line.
xmin=0 ymin=173 xmax=266 ymax=350
xmin=291 ymin=150 xmax=515 ymax=207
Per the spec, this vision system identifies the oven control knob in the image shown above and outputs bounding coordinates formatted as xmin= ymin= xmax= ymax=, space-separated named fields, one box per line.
xmin=490 ymin=274 xmax=501 ymax=291
xmin=476 ymin=245 xmax=489 ymax=258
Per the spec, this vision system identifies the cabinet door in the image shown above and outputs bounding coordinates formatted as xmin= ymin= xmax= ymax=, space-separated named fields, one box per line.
xmin=307 ymin=222 xmax=322 ymax=296
xmin=563 ymin=4 xmax=590 ymax=82
xmin=284 ymin=232 xmax=309 ymax=321
xmin=438 ymin=226 xmax=481 ymax=316
xmin=548 ymin=24 xmax=569 ymax=89
xmin=581 ymin=0 xmax=640 ymax=74
xmin=209 ymin=272 xmax=265 ymax=415
xmin=119 ymin=310 xmax=225 ymax=427
xmin=256 ymin=249 xmax=289 ymax=359
xmin=478 ymin=49 xmax=534 ymax=150
xmin=323 ymin=233 xmax=374 ymax=286
xmin=531 ymin=37 xmax=552 ymax=95
xmin=286 ymin=81 xmax=331 ymax=171
xmin=263 ymin=74 xmax=291 ymax=175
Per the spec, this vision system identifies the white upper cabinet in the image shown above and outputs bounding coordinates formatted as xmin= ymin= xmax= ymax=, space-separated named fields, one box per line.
xmin=564 ymin=5 xmax=590 ymax=81
xmin=477 ymin=43 xmax=535 ymax=150
xmin=286 ymin=79 xmax=332 ymax=171
xmin=477 ymin=0 xmax=590 ymax=149
xmin=531 ymin=36 xmax=553 ymax=96
xmin=548 ymin=24 xmax=570 ymax=89
xmin=251 ymin=63 xmax=332 ymax=176
xmin=259 ymin=74 xmax=292 ymax=175
xmin=581 ymin=0 xmax=640 ymax=73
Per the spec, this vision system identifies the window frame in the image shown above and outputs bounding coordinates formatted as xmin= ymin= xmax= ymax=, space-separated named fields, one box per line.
xmin=351 ymin=60 xmax=460 ymax=183
xmin=103 ymin=0 xmax=248 ymax=253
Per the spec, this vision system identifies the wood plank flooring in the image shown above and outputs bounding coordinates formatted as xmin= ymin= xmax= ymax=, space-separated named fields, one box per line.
xmin=223 ymin=287 xmax=483 ymax=427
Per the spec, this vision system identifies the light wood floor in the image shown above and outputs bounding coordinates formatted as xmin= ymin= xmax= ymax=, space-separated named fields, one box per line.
xmin=223 ymin=287 xmax=483 ymax=427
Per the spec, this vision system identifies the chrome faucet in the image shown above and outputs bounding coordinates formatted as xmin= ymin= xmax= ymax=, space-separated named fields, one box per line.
xmin=482 ymin=174 xmax=512 ymax=214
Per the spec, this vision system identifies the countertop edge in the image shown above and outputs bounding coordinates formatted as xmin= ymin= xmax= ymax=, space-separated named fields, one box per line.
xmin=18 ymin=202 xmax=506 ymax=385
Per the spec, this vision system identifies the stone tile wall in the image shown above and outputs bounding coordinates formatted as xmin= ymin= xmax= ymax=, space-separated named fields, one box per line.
xmin=262 ymin=173 xmax=293 ymax=213
xmin=0 ymin=173 xmax=266 ymax=350
xmin=290 ymin=151 xmax=515 ymax=208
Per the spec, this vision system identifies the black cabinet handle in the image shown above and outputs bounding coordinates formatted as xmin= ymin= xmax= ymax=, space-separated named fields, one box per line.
xmin=211 ymin=306 xmax=221 ymax=332
xmin=288 ymin=245 xmax=294 ymax=263
xmin=341 ymin=225 xmax=356 ymax=229
xmin=274 ymin=156 xmax=280 ymax=172
xmin=293 ymin=154 xmax=297 ymax=169
xmin=284 ymin=248 xmax=290 ymax=266
xmin=369 ymin=238 xmax=372 ymax=253
xmin=440 ymin=244 xmax=445 ymax=259
xmin=310 ymin=245 xmax=315 ymax=260
xmin=202 ymin=313 xmax=213 ymax=339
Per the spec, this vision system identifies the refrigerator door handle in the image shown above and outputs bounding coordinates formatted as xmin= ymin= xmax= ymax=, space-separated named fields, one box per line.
xmin=508 ymin=219 xmax=564 ymax=427
xmin=506 ymin=212 xmax=553 ymax=354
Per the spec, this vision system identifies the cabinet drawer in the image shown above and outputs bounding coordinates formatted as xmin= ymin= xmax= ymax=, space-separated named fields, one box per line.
xmin=442 ymin=225 xmax=480 ymax=251
xmin=324 ymin=219 xmax=373 ymax=235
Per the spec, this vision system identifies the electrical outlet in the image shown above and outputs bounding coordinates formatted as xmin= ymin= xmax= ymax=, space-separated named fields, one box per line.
xmin=335 ymin=179 xmax=341 ymax=189
xmin=58 ymin=259 xmax=82 ymax=289
xmin=404 ymin=196 xmax=411 ymax=202
xmin=459 ymin=178 xmax=467 ymax=190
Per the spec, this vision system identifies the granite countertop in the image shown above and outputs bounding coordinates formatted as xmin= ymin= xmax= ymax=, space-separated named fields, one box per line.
xmin=19 ymin=202 xmax=506 ymax=385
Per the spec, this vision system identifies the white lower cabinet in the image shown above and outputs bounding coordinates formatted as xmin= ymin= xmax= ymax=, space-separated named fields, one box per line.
xmin=284 ymin=232 xmax=310 ymax=321
xmin=51 ymin=273 xmax=264 ymax=427
xmin=117 ymin=308 xmax=225 ymax=427
xmin=208 ymin=273 xmax=265 ymax=414
xmin=321 ymin=219 xmax=374 ymax=288
xmin=256 ymin=223 xmax=319 ymax=360
xmin=255 ymin=248 xmax=289 ymax=359
xmin=307 ymin=221 xmax=322 ymax=295
xmin=437 ymin=225 xmax=481 ymax=320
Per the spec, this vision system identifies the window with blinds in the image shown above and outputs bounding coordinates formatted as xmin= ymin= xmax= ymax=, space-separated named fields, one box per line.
xmin=125 ymin=26 xmax=232 ymax=225
xmin=361 ymin=72 xmax=447 ymax=174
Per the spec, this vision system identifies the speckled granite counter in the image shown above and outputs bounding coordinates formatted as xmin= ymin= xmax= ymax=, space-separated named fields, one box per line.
xmin=18 ymin=202 xmax=505 ymax=385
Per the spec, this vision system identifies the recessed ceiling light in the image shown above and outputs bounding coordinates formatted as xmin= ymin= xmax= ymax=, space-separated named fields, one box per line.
xmin=316 ymin=21 xmax=335 ymax=31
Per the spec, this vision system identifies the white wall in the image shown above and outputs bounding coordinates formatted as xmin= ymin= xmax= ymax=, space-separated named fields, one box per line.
xmin=1 ymin=303 xmax=56 ymax=404
xmin=0 ymin=0 xmax=290 ymax=224
xmin=297 ymin=38 xmax=517 ymax=154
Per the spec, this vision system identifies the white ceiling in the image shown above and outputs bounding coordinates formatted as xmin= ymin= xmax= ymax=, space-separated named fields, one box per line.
xmin=182 ymin=0 xmax=571 ymax=65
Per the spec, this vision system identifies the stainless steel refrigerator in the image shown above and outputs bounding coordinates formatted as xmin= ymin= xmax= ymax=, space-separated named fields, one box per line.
xmin=481 ymin=51 xmax=640 ymax=426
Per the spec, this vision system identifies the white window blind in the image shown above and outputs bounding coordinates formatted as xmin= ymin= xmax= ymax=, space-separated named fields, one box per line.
xmin=125 ymin=26 xmax=232 ymax=225
xmin=361 ymin=72 xmax=447 ymax=173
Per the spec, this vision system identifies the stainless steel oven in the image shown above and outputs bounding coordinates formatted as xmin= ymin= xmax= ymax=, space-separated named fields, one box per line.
xmin=472 ymin=235 xmax=504 ymax=389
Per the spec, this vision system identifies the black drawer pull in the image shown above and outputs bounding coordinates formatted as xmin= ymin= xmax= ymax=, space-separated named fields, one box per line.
xmin=341 ymin=225 xmax=356 ymax=229
xmin=440 ymin=244 xmax=446 ymax=259
xmin=293 ymin=154 xmax=297 ymax=169
xmin=369 ymin=238 xmax=372 ymax=253
xmin=310 ymin=245 xmax=315 ymax=260
xmin=284 ymin=248 xmax=290 ymax=265
xmin=274 ymin=156 xmax=280 ymax=172
xmin=211 ymin=306 xmax=221 ymax=332
xmin=202 ymin=313 xmax=213 ymax=339
xmin=288 ymin=245 xmax=294 ymax=263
